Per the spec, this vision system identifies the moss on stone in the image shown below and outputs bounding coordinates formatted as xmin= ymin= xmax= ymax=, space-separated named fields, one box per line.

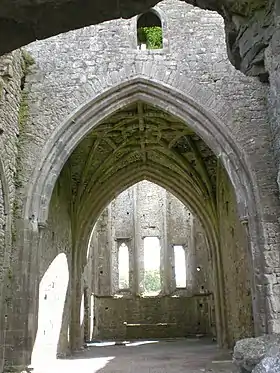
xmin=11 ymin=228 xmax=17 ymax=243
xmin=18 ymin=50 xmax=35 ymax=130
xmin=7 ymin=268 xmax=13 ymax=280
xmin=14 ymin=174 xmax=23 ymax=189
xmin=12 ymin=198 xmax=20 ymax=219
xmin=21 ymin=49 xmax=35 ymax=72
xmin=18 ymin=91 xmax=29 ymax=130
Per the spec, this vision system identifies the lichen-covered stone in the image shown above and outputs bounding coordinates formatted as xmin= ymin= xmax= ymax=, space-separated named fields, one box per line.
xmin=252 ymin=354 xmax=280 ymax=373
xmin=233 ymin=335 xmax=280 ymax=373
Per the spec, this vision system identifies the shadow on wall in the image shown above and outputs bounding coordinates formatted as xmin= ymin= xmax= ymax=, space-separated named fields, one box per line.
xmin=31 ymin=253 xmax=69 ymax=368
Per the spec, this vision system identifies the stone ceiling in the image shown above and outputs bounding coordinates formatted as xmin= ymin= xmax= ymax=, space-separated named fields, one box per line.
xmin=0 ymin=0 xmax=274 ymax=80
xmin=66 ymin=101 xmax=218 ymax=232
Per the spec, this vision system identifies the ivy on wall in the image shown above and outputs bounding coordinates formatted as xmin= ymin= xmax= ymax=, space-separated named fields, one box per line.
xmin=137 ymin=26 xmax=163 ymax=49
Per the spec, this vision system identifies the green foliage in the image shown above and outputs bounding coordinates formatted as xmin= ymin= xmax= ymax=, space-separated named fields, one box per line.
xmin=21 ymin=50 xmax=35 ymax=72
xmin=144 ymin=269 xmax=161 ymax=293
xmin=138 ymin=26 xmax=163 ymax=49
xmin=18 ymin=91 xmax=29 ymax=130
xmin=12 ymin=198 xmax=21 ymax=220
xmin=19 ymin=50 xmax=35 ymax=130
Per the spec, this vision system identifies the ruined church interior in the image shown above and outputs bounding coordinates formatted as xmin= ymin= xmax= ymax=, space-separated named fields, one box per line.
xmin=0 ymin=0 xmax=280 ymax=372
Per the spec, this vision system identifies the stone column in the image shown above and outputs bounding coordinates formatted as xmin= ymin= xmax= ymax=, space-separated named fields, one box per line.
xmin=57 ymin=282 xmax=71 ymax=357
xmin=161 ymin=190 xmax=172 ymax=294
xmin=266 ymin=5 xmax=280 ymax=186
xmin=96 ymin=209 xmax=111 ymax=296
xmin=83 ymin=286 xmax=90 ymax=342
xmin=3 ymin=219 xmax=40 ymax=372
xmin=111 ymin=236 xmax=118 ymax=295
xmin=69 ymin=247 xmax=83 ymax=351
xmin=260 ymin=7 xmax=280 ymax=334
xmin=132 ymin=185 xmax=142 ymax=294
xmin=186 ymin=215 xmax=196 ymax=293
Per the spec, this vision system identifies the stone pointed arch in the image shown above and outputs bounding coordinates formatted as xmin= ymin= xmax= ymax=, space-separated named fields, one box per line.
xmin=22 ymin=75 xmax=272 ymax=345
xmin=24 ymin=76 xmax=255 ymax=225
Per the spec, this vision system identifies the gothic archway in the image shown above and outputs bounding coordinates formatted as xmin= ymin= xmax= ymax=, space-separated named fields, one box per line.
xmin=22 ymin=77 xmax=269 ymax=355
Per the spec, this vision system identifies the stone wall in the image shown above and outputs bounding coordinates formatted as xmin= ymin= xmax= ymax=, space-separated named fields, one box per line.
xmin=1 ymin=0 xmax=280 ymax=369
xmin=86 ymin=181 xmax=214 ymax=340
xmin=0 ymin=176 xmax=6 ymax=372
xmin=0 ymin=51 xmax=22 ymax=199
xmin=18 ymin=5 xmax=279 ymax=343
xmin=38 ymin=171 xmax=72 ymax=280
xmin=94 ymin=295 xmax=213 ymax=339
xmin=86 ymin=175 xmax=255 ymax=345
xmin=38 ymin=170 xmax=73 ymax=356
xmin=20 ymin=0 xmax=269 ymax=195
xmin=266 ymin=4 xmax=280 ymax=187
xmin=89 ymin=182 xmax=212 ymax=296
xmin=217 ymin=164 xmax=254 ymax=347
xmin=3 ymin=166 xmax=73 ymax=370
xmin=0 ymin=50 xmax=23 ymax=373
xmin=0 ymin=50 xmax=23 ymax=281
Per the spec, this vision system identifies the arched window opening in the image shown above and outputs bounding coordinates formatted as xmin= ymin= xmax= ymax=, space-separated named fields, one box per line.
xmin=174 ymin=245 xmax=187 ymax=288
xmin=118 ymin=243 xmax=129 ymax=289
xmin=137 ymin=11 xmax=163 ymax=50
xmin=143 ymin=236 xmax=161 ymax=295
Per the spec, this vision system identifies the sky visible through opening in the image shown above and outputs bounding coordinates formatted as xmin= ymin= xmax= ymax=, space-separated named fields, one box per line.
xmin=143 ymin=237 xmax=161 ymax=295
xmin=118 ymin=243 xmax=129 ymax=289
xmin=174 ymin=245 xmax=186 ymax=288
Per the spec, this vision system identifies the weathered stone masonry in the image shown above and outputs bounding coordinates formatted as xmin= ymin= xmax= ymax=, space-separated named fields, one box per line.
xmin=0 ymin=51 xmax=25 ymax=373
xmin=86 ymin=181 xmax=215 ymax=340
xmin=0 ymin=0 xmax=280 ymax=372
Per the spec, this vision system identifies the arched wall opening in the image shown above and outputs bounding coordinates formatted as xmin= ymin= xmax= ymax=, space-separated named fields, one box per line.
xmin=137 ymin=10 xmax=163 ymax=50
xmin=85 ymin=180 xmax=218 ymax=341
xmin=21 ymin=78 xmax=269 ymax=366
xmin=81 ymin=167 xmax=253 ymax=346
xmin=31 ymin=253 xmax=69 ymax=367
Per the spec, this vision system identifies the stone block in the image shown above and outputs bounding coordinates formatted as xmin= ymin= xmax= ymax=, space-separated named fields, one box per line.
xmin=233 ymin=335 xmax=280 ymax=373
xmin=252 ymin=349 xmax=280 ymax=373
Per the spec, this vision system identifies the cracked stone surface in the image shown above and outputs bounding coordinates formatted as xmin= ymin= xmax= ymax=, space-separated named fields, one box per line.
xmin=252 ymin=355 xmax=280 ymax=373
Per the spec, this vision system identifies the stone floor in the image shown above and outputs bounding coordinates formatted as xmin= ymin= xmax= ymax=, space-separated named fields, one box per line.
xmin=32 ymin=338 xmax=236 ymax=373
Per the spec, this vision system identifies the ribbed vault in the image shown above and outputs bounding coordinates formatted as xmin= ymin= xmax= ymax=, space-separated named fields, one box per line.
xmin=65 ymin=101 xmax=218 ymax=245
